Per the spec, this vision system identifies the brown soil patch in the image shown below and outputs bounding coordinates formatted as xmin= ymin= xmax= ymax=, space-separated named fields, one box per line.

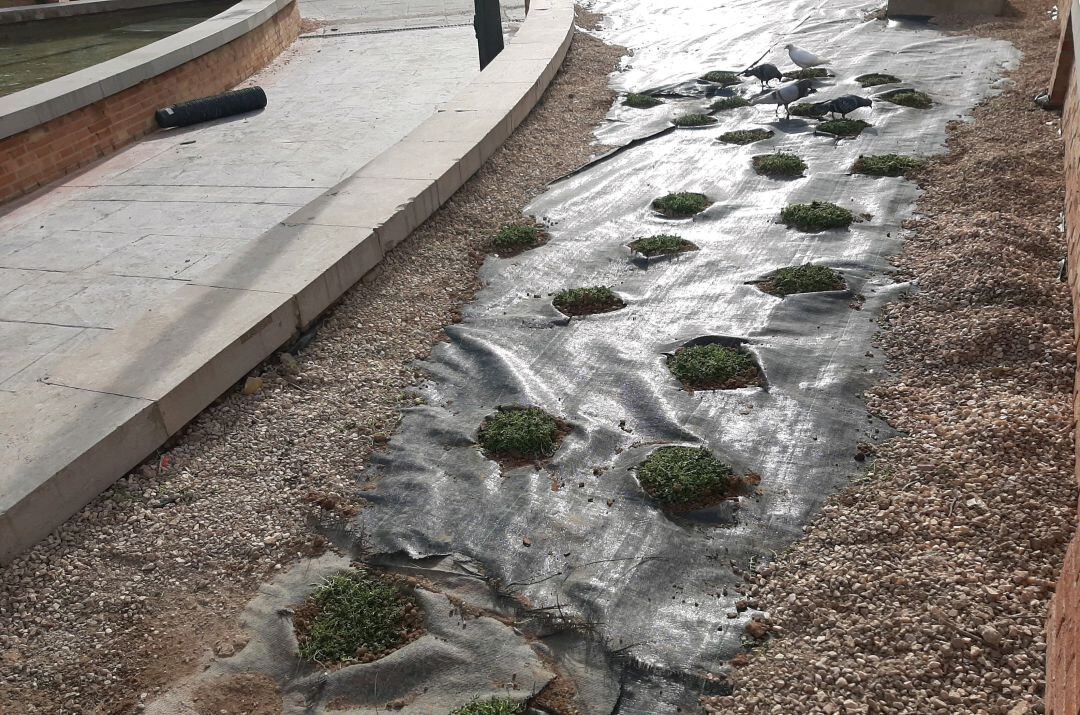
xmin=192 ymin=673 xmax=282 ymax=715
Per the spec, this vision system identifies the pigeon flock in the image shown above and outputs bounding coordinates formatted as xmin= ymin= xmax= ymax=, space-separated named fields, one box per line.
xmin=744 ymin=44 xmax=875 ymax=121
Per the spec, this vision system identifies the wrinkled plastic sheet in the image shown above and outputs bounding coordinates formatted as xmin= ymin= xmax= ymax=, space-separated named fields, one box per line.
xmin=149 ymin=2 xmax=1019 ymax=713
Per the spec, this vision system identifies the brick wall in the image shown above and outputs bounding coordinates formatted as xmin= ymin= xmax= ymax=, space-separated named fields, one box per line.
xmin=0 ymin=0 xmax=300 ymax=205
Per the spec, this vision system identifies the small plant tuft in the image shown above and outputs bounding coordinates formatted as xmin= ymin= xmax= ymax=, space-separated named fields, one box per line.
xmin=789 ymin=103 xmax=824 ymax=118
xmin=780 ymin=201 xmax=854 ymax=232
xmin=760 ymin=264 xmax=845 ymax=296
xmin=295 ymin=571 xmax=422 ymax=665
xmin=856 ymin=73 xmax=900 ymax=87
xmin=478 ymin=406 xmax=565 ymax=463
xmin=885 ymin=90 xmax=933 ymax=109
xmin=668 ymin=343 xmax=761 ymax=390
xmin=782 ymin=68 xmax=829 ymax=80
xmin=638 ymin=446 xmax=733 ymax=506
xmin=628 ymin=234 xmax=698 ymax=257
xmin=553 ymin=286 xmax=626 ymax=316
xmin=701 ymin=70 xmax=740 ymax=85
xmin=490 ymin=224 xmax=545 ymax=256
xmin=712 ymin=96 xmax=750 ymax=111
xmin=752 ymin=153 xmax=807 ymax=178
xmin=719 ymin=128 xmax=774 ymax=145
xmin=624 ymin=93 xmax=663 ymax=109
xmin=451 ymin=698 xmax=525 ymax=715
xmin=817 ymin=119 xmax=871 ymax=137
xmin=651 ymin=192 xmax=711 ymax=218
xmin=852 ymin=154 xmax=927 ymax=177
xmin=673 ymin=113 xmax=718 ymax=127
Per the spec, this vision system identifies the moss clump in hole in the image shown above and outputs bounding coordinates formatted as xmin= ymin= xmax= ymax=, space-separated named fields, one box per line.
xmin=295 ymin=571 xmax=422 ymax=665
xmin=782 ymin=68 xmax=829 ymax=80
xmin=628 ymin=234 xmax=698 ymax=257
xmin=719 ymin=128 xmax=774 ymax=145
xmin=817 ymin=119 xmax=871 ymax=137
xmin=712 ymin=96 xmax=750 ymax=111
xmin=490 ymin=224 xmax=545 ymax=256
xmin=624 ymin=93 xmax=663 ymax=109
xmin=673 ymin=113 xmax=718 ymax=127
xmin=553 ymin=286 xmax=625 ymax=316
xmin=780 ymin=201 xmax=854 ymax=232
xmin=701 ymin=70 xmax=740 ymax=86
xmin=638 ymin=446 xmax=733 ymax=506
xmin=451 ymin=699 xmax=524 ymax=715
xmin=856 ymin=72 xmax=900 ymax=87
xmin=668 ymin=343 xmax=761 ymax=391
xmin=651 ymin=192 xmax=711 ymax=218
xmin=752 ymin=153 xmax=807 ymax=178
xmin=760 ymin=264 xmax=845 ymax=296
xmin=478 ymin=406 xmax=566 ymax=463
xmin=852 ymin=154 xmax=927 ymax=177
xmin=789 ymin=103 xmax=825 ymax=118
xmin=885 ymin=90 xmax=933 ymax=109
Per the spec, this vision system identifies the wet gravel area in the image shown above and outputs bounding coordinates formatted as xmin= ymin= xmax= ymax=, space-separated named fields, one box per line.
xmin=703 ymin=3 xmax=1077 ymax=714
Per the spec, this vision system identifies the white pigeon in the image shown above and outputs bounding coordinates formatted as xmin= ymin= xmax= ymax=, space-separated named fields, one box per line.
xmin=786 ymin=43 xmax=829 ymax=69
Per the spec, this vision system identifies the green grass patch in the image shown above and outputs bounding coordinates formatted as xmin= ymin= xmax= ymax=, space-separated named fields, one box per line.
xmin=817 ymin=119 xmax=871 ymax=137
xmin=295 ymin=571 xmax=422 ymax=665
xmin=782 ymin=68 xmax=829 ymax=80
xmin=673 ymin=113 xmax=718 ymax=127
xmin=638 ymin=446 xmax=733 ymax=506
xmin=628 ymin=234 xmax=698 ymax=257
xmin=668 ymin=343 xmax=761 ymax=390
xmin=885 ymin=90 xmax=933 ymax=109
xmin=752 ymin=153 xmax=807 ymax=178
xmin=651 ymin=192 xmax=711 ymax=218
xmin=712 ymin=96 xmax=750 ymax=111
xmin=553 ymin=286 xmax=626 ymax=316
xmin=624 ymin=93 xmax=663 ymax=109
xmin=490 ymin=224 xmax=545 ymax=256
xmin=789 ymin=102 xmax=825 ymax=118
xmin=701 ymin=70 xmax=740 ymax=86
xmin=856 ymin=73 xmax=900 ymax=87
xmin=780 ymin=201 xmax=854 ymax=232
xmin=450 ymin=699 xmax=525 ymax=715
xmin=760 ymin=264 xmax=845 ymax=296
xmin=852 ymin=154 xmax=927 ymax=177
xmin=718 ymin=128 xmax=773 ymax=145
xmin=478 ymin=406 xmax=565 ymax=463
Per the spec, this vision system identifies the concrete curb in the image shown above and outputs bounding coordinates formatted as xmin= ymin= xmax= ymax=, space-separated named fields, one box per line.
xmin=0 ymin=0 xmax=577 ymax=563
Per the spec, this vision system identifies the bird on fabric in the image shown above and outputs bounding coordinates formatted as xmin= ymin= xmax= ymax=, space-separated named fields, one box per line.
xmin=741 ymin=63 xmax=784 ymax=90
xmin=750 ymin=79 xmax=817 ymax=118
xmin=786 ymin=43 xmax=830 ymax=69
xmin=823 ymin=94 xmax=873 ymax=118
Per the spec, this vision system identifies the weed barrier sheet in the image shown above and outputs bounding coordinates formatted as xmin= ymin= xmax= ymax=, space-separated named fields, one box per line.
xmin=150 ymin=2 xmax=1018 ymax=714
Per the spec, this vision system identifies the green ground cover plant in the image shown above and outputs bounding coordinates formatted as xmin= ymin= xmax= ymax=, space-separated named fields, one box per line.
xmin=780 ymin=201 xmax=854 ymax=232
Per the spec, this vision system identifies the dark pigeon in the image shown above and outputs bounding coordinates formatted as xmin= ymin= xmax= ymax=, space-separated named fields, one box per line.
xmin=741 ymin=63 xmax=783 ymax=90
xmin=825 ymin=94 xmax=873 ymax=118
xmin=751 ymin=79 xmax=817 ymax=118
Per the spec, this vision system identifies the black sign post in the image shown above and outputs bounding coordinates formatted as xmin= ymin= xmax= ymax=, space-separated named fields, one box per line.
xmin=474 ymin=0 xmax=504 ymax=70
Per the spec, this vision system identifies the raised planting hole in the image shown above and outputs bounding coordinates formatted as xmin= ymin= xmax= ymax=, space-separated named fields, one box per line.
xmin=752 ymin=152 xmax=807 ymax=178
xmin=852 ymin=154 xmax=927 ymax=177
xmin=719 ymin=128 xmax=774 ymax=145
xmin=668 ymin=343 xmax=763 ymax=391
xmin=651 ymin=192 xmax=711 ymax=218
xmin=638 ymin=446 xmax=733 ymax=509
xmin=700 ymin=70 xmax=740 ymax=86
xmin=856 ymin=72 xmax=901 ymax=87
xmin=817 ymin=119 xmax=871 ymax=137
xmin=673 ymin=113 xmax=718 ymax=127
xmin=624 ymin=93 xmax=663 ymax=109
xmin=294 ymin=570 xmax=423 ymax=665
xmin=450 ymin=699 xmax=525 ymax=715
xmin=712 ymin=96 xmax=750 ymax=111
xmin=628 ymin=234 xmax=699 ymax=257
xmin=478 ymin=406 xmax=569 ymax=465
xmin=759 ymin=264 xmax=845 ymax=296
xmin=490 ymin=224 xmax=546 ymax=257
xmin=781 ymin=201 xmax=854 ymax=232
xmin=782 ymin=68 xmax=830 ymax=80
xmin=789 ymin=102 xmax=825 ymax=118
xmin=883 ymin=90 xmax=933 ymax=109
xmin=552 ymin=286 xmax=626 ymax=316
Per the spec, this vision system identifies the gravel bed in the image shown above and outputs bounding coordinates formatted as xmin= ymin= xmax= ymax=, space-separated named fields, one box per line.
xmin=0 ymin=14 xmax=624 ymax=714
xmin=703 ymin=3 xmax=1076 ymax=714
